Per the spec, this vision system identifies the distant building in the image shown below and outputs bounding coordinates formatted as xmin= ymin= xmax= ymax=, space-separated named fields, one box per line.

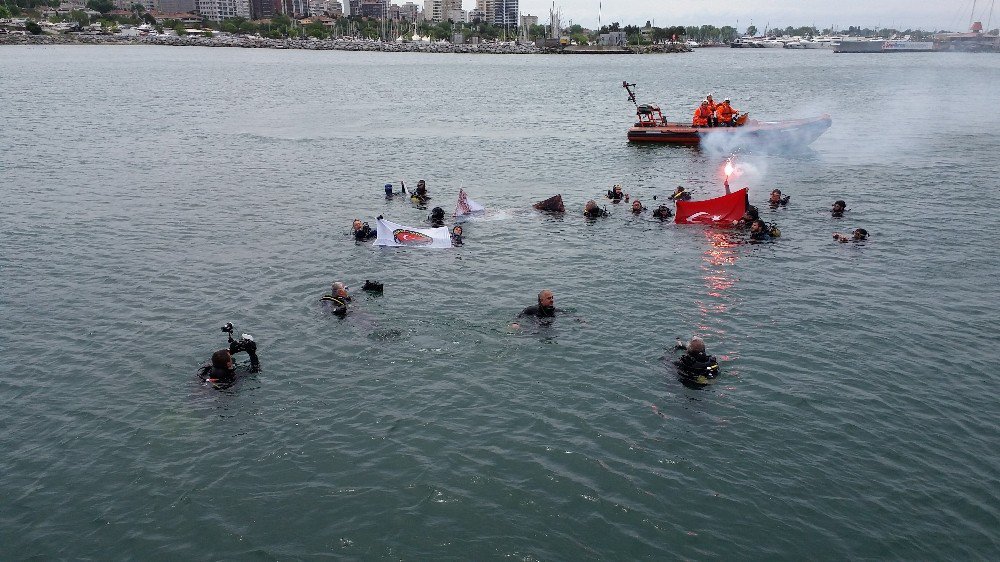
xmin=113 ymin=0 xmax=156 ymax=10
xmin=422 ymin=0 xmax=440 ymax=22
xmin=307 ymin=0 xmax=341 ymax=16
xmin=248 ymin=0 xmax=274 ymax=19
xmin=346 ymin=0 xmax=359 ymax=16
xmin=158 ymin=0 xmax=196 ymax=13
xmin=519 ymin=13 xmax=536 ymax=28
xmin=358 ymin=0 xmax=384 ymax=18
xmin=468 ymin=8 xmax=486 ymax=23
xmin=599 ymin=31 xmax=625 ymax=46
xmin=474 ymin=0 xmax=492 ymax=24
xmin=196 ymin=0 xmax=250 ymax=21
xmin=492 ymin=0 xmax=516 ymax=28
xmin=445 ymin=7 xmax=465 ymax=22
xmin=398 ymin=1 xmax=418 ymax=20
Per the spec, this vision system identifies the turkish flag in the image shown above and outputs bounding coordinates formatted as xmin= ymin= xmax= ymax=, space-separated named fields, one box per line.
xmin=675 ymin=188 xmax=749 ymax=225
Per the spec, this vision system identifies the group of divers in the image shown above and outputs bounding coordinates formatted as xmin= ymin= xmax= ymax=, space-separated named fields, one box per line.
xmin=201 ymin=178 xmax=868 ymax=390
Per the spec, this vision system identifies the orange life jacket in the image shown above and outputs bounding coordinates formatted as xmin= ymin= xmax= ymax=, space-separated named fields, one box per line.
xmin=692 ymin=106 xmax=711 ymax=126
xmin=716 ymin=103 xmax=737 ymax=122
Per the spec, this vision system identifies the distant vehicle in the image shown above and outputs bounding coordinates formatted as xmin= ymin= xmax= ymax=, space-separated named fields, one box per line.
xmin=622 ymin=81 xmax=832 ymax=147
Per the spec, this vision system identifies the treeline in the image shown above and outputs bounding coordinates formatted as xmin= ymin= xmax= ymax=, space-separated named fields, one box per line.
xmin=595 ymin=22 xmax=738 ymax=44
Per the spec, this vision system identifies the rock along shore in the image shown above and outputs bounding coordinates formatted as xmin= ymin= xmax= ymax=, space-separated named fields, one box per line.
xmin=0 ymin=33 xmax=542 ymax=53
xmin=0 ymin=33 xmax=693 ymax=54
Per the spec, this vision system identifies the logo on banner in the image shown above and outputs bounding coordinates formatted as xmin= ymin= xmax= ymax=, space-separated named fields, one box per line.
xmin=393 ymin=229 xmax=433 ymax=246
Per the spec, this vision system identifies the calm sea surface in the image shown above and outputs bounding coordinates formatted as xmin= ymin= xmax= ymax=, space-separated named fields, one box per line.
xmin=2 ymin=45 xmax=999 ymax=559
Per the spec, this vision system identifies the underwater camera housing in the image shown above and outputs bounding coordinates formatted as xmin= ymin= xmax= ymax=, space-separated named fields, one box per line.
xmin=221 ymin=322 xmax=259 ymax=371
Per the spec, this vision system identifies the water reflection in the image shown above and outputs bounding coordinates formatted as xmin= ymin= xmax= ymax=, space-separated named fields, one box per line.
xmin=693 ymin=228 xmax=741 ymax=380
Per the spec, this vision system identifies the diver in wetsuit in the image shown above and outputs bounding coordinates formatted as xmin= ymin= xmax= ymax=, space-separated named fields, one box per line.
xmin=834 ymin=228 xmax=868 ymax=243
xmin=198 ymin=324 xmax=261 ymax=387
xmin=606 ymin=184 xmax=628 ymax=203
xmin=451 ymin=225 xmax=464 ymax=246
xmin=670 ymin=186 xmax=692 ymax=201
xmin=630 ymin=200 xmax=646 ymax=215
xmin=411 ymin=180 xmax=430 ymax=205
xmin=352 ymin=219 xmax=376 ymax=241
xmin=652 ymin=204 xmax=674 ymax=219
xmin=584 ymin=200 xmax=609 ymax=218
xmin=769 ymin=189 xmax=790 ymax=208
xmin=510 ymin=289 xmax=561 ymax=330
xmin=749 ymin=219 xmax=779 ymax=241
xmin=734 ymin=205 xmax=760 ymax=228
xmin=198 ymin=349 xmax=236 ymax=385
xmin=321 ymin=281 xmax=351 ymax=317
xmin=673 ymin=337 xmax=720 ymax=385
xmin=831 ymin=200 xmax=847 ymax=218
xmin=428 ymin=206 xmax=446 ymax=228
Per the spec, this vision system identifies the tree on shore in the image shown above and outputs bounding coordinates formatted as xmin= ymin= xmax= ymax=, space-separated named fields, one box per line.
xmin=25 ymin=19 xmax=42 ymax=34
xmin=85 ymin=0 xmax=114 ymax=14
xmin=745 ymin=25 xmax=757 ymax=36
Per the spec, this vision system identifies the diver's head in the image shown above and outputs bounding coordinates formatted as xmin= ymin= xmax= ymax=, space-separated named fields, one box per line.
xmin=723 ymin=98 xmax=730 ymax=105
xmin=352 ymin=219 xmax=363 ymax=231
xmin=687 ymin=337 xmax=706 ymax=354
xmin=750 ymin=219 xmax=766 ymax=233
xmin=744 ymin=206 xmax=760 ymax=221
xmin=833 ymin=200 xmax=846 ymax=212
xmin=331 ymin=281 xmax=348 ymax=298
xmin=430 ymin=207 xmax=445 ymax=220
xmin=452 ymin=225 xmax=463 ymax=236
xmin=674 ymin=186 xmax=685 ymax=193
xmin=769 ymin=189 xmax=782 ymax=202
xmin=853 ymin=228 xmax=868 ymax=240
xmin=584 ymin=200 xmax=599 ymax=213
xmin=212 ymin=349 xmax=234 ymax=370
xmin=538 ymin=289 xmax=554 ymax=309
xmin=612 ymin=184 xmax=623 ymax=195
xmin=631 ymin=200 xmax=643 ymax=212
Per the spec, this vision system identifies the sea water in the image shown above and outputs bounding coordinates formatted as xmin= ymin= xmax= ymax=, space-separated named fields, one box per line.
xmin=1 ymin=46 xmax=998 ymax=558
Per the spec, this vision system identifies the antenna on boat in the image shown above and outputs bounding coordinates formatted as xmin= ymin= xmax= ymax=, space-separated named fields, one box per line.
xmin=623 ymin=81 xmax=638 ymax=107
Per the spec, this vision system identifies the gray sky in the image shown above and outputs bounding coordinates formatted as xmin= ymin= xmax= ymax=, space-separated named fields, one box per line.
xmin=509 ymin=0 xmax=990 ymax=32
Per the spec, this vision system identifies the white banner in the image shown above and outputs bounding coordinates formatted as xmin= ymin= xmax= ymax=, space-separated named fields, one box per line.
xmin=373 ymin=217 xmax=453 ymax=249
xmin=453 ymin=188 xmax=485 ymax=217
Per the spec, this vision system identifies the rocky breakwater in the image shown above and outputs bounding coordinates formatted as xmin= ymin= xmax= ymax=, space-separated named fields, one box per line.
xmin=0 ymin=33 xmax=541 ymax=54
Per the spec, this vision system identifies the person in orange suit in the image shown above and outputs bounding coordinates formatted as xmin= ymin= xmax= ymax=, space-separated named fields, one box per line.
xmin=692 ymin=100 xmax=712 ymax=127
xmin=715 ymin=98 xmax=739 ymax=126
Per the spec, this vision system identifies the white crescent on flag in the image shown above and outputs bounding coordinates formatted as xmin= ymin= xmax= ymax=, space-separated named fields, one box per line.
xmin=373 ymin=217 xmax=452 ymax=249
xmin=453 ymin=188 xmax=485 ymax=217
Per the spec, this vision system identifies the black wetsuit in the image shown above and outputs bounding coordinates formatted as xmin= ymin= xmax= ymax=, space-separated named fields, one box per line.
xmin=671 ymin=191 xmax=691 ymax=201
xmin=750 ymin=230 xmax=772 ymax=241
xmin=321 ymin=294 xmax=350 ymax=317
xmin=607 ymin=190 xmax=625 ymax=203
xmin=652 ymin=206 xmax=674 ymax=219
xmin=675 ymin=351 xmax=720 ymax=382
xmin=519 ymin=304 xmax=557 ymax=318
xmin=197 ymin=363 xmax=236 ymax=385
xmin=769 ymin=196 xmax=790 ymax=208
xmin=451 ymin=233 xmax=463 ymax=246
xmin=353 ymin=224 xmax=376 ymax=241
xmin=584 ymin=207 xmax=608 ymax=218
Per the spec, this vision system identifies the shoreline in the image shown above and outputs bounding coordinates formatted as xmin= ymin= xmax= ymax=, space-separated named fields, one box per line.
xmin=0 ymin=34 xmax=691 ymax=54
